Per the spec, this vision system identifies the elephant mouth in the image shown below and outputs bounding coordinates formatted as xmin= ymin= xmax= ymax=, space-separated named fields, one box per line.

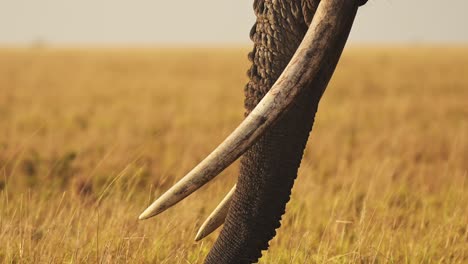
xmin=139 ymin=0 xmax=360 ymax=241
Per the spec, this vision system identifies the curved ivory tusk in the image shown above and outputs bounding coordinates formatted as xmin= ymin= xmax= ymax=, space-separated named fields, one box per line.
xmin=139 ymin=0 xmax=359 ymax=220
xmin=195 ymin=185 xmax=236 ymax=241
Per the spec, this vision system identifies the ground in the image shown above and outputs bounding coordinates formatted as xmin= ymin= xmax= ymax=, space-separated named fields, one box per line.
xmin=0 ymin=46 xmax=467 ymax=263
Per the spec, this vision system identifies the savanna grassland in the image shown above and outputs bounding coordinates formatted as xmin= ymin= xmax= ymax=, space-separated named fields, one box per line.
xmin=0 ymin=46 xmax=467 ymax=263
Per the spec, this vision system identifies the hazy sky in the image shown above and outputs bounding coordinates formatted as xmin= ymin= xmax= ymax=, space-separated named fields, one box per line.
xmin=1 ymin=0 xmax=467 ymax=45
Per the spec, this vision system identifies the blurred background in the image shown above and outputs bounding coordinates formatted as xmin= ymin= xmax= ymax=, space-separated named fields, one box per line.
xmin=1 ymin=0 xmax=468 ymax=45
xmin=1 ymin=1 xmax=467 ymax=263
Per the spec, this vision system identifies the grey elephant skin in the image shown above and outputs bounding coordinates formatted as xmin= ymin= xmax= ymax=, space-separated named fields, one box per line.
xmin=207 ymin=1 xmax=367 ymax=263
xmin=142 ymin=0 xmax=368 ymax=263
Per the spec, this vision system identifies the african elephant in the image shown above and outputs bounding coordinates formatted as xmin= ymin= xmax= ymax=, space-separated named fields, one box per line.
xmin=140 ymin=0 xmax=368 ymax=263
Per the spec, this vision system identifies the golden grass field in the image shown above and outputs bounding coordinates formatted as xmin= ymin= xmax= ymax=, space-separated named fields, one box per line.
xmin=0 ymin=46 xmax=467 ymax=263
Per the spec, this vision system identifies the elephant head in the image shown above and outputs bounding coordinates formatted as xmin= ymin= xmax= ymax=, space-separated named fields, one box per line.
xmin=140 ymin=0 xmax=368 ymax=263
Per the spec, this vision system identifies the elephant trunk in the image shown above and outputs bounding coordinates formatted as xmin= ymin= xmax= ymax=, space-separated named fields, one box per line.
xmin=138 ymin=0 xmax=364 ymax=263
xmin=205 ymin=1 xmax=359 ymax=263
xmin=205 ymin=80 xmax=321 ymax=263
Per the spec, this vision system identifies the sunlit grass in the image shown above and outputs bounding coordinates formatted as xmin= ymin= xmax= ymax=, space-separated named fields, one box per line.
xmin=0 ymin=46 xmax=467 ymax=263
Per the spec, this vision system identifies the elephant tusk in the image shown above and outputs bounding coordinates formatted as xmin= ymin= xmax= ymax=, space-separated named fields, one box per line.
xmin=139 ymin=0 xmax=359 ymax=220
xmin=195 ymin=185 xmax=236 ymax=241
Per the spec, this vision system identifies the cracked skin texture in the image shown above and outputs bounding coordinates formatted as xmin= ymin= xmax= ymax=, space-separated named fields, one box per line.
xmin=204 ymin=1 xmax=367 ymax=263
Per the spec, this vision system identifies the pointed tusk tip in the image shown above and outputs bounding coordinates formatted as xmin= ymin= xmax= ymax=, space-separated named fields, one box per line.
xmin=194 ymin=230 xmax=205 ymax=242
xmin=138 ymin=212 xmax=150 ymax=220
xmin=138 ymin=207 xmax=159 ymax=220
xmin=138 ymin=200 xmax=168 ymax=220
xmin=138 ymin=214 xmax=148 ymax=220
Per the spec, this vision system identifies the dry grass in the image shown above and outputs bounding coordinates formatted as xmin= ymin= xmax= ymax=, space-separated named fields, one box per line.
xmin=0 ymin=46 xmax=467 ymax=263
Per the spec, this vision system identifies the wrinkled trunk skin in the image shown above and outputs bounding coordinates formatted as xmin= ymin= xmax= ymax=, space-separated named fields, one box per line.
xmin=205 ymin=1 xmax=318 ymax=263
xmin=205 ymin=0 xmax=363 ymax=263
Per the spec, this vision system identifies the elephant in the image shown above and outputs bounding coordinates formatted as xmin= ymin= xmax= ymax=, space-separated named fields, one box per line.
xmin=140 ymin=0 xmax=368 ymax=263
